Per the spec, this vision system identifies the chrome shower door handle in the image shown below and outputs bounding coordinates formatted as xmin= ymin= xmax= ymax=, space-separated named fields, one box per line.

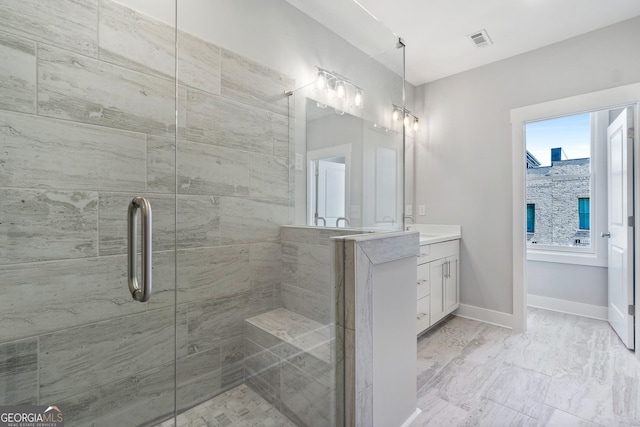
xmin=128 ymin=197 xmax=152 ymax=302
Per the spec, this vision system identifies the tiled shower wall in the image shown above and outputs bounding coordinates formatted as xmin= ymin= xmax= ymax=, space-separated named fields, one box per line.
xmin=0 ymin=0 xmax=291 ymax=425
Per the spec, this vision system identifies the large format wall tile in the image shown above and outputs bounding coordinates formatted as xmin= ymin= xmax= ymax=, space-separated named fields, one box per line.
xmin=177 ymin=141 xmax=250 ymax=196
xmin=177 ymin=245 xmax=250 ymax=303
xmin=187 ymin=287 xmax=277 ymax=356
xmin=98 ymin=193 xmax=176 ymax=255
xmin=0 ymin=189 xmax=97 ymax=265
xmin=221 ymin=49 xmax=293 ymax=116
xmin=249 ymin=242 xmax=283 ymax=288
xmin=98 ymin=0 xmax=175 ymax=79
xmin=282 ymin=241 xmax=331 ymax=296
xmin=178 ymin=31 xmax=221 ymax=95
xmin=0 ymin=255 xmax=147 ymax=342
xmin=147 ymin=135 xmax=176 ymax=194
xmin=0 ymin=338 xmax=37 ymax=405
xmin=186 ymin=88 xmax=287 ymax=155
xmin=177 ymin=347 xmax=223 ymax=413
xmin=0 ymin=32 xmax=36 ymax=114
xmin=250 ymin=153 xmax=289 ymax=199
xmin=220 ymin=197 xmax=287 ymax=245
xmin=38 ymin=44 xmax=175 ymax=136
xmin=280 ymin=361 xmax=332 ymax=427
xmin=39 ymin=306 xmax=187 ymax=402
xmin=0 ymin=111 xmax=146 ymax=191
xmin=0 ymin=0 xmax=98 ymax=57
xmin=281 ymin=284 xmax=330 ymax=325
xmin=62 ymin=361 xmax=175 ymax=427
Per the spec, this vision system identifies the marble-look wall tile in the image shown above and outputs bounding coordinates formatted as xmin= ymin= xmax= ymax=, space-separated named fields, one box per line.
xmin=221 ymin=48 xmax=293 ymax=117
xmin=249 ymin=242 xmax=283 ymax=288
xmin=186 ymin=88 xmax=287 ymax=155
xmin=98 ymin=193 xmax=220 ymax=256
xmin=0 ymin=255 xmax=150 ymax=342
xmin=98 ymin=0 xmax=174 ymax=79
xmin=280 ymin=361 xmax=332 ymax=427
xmin=220 ymin=197 xmax=287 ymax=245
xmin=245 ymin=338 xmax=281 ymax=405
xmin=281 ymin=227 xmax=320 ymax=245
xmin=249 ymin=153 xmax=289 ymax=198
xmin=38 ymin=44 xmax=175 ymax=136
xmin=177 ymin=347 xmax=223 ymax=413
xmin=0 ymin=338 xmax=37 ymax=405
xmin=61 ymin=361 xmax=175 ymax=427
xmin=178 ymin=31 xmax=221 ymax=95
xmin=282 ymin=242 xmax=331 ymax=296
xmin=177 ymin=245 xmax=250 ymax=303
xmin=221 ymin=338 xmax=245 ymax=390
xmin=147 ymin=136 xmax=176 ymax=194
xmin=146 ymin=250 xmax=181 ymax=310
xmin=0 ymin=189 xmax=97 ymax=265
xmin=0 ymin=111 xmax=146 ymax=192
xmin=177 ymin=141 xmax=250 ymax=196
xmin=0 ymin=0 xmax=98 ymax=57
xmin=0 ymin=32 xmax=36 ymax=114
xmin=281 ymin=284 xmax=330 ymax=325
xmin=98 ymin=193 xmax=175 ymax=255
xmin=39 ymin=306 xmax=187 ymax=402
xmin=187 ymin=287 xmax=277 ymax=356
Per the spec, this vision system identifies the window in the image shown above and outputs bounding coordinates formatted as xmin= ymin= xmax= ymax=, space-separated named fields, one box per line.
xmin=525 ymin=112 xmax=592 ymax=249
xmin=527 ymin=204 xmax=535 ymax=233
xmin=578 ymin=197 xmax=590 ymax=230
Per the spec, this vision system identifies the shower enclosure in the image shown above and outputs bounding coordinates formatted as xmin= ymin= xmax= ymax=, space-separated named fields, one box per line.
xmin=0 ymin=0 xmax=404 ymax=425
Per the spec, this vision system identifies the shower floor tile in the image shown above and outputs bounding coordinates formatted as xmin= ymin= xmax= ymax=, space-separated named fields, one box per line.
xmin=156 ymin=384 xmax=296 ymax=427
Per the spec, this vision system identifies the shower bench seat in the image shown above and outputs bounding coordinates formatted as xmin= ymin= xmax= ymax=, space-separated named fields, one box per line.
xmin=243 ymin=308 xmax=335 ymax=426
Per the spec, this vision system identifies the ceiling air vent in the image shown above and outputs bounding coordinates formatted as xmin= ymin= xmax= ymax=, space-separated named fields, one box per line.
xmin=467 ymin=29 xmax=493 ymax=48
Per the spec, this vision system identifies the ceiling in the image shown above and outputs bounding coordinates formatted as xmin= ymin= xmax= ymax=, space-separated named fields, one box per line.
xmin=290 ymin=0 xmax=640 ymax=86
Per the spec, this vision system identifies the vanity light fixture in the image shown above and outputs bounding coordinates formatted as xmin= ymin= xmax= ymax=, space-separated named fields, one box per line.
xmin=392 ymin=104 xmax=420 ymax=132
xmin=315 ymin=66 xmax=363 ymax=109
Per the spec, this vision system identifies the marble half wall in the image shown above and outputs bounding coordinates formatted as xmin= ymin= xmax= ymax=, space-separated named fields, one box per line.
xmin=333 ymin=231 xmax=419 ymax=427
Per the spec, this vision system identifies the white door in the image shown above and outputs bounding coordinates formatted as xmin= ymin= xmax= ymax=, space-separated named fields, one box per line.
xmin=607 ymin=107 xmax=635 ymax=349
xmin=317 ymin=160 xmax=346 ymax=227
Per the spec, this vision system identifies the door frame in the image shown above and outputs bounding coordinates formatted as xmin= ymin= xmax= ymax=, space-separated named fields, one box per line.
xmin=511 ymin=82 xmax=640 ymax=348
xmin=307 ymin=144 xmax=352 ymax=226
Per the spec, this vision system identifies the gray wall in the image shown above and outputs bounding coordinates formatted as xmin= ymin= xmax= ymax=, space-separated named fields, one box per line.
xmin=414 ymin=16 xmax=640 ymax=315
xmin=527 ymin=261 xmax=607 ymax=307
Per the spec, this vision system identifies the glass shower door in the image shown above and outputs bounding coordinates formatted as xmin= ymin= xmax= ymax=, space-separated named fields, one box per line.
xmin=0 ymin=1 xmax=178 ymax=425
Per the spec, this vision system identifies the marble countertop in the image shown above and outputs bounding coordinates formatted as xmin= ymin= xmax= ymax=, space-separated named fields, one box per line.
xmin=405 ymin=224 xmax=462 ymax=245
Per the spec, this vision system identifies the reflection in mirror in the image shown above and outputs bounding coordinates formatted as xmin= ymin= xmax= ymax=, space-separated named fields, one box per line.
xmin=305 ymin=98 xmax=403 ymax=230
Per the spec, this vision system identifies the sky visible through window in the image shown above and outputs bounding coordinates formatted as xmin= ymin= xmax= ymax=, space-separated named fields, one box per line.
xmin=526 ymin=113 xmax=591 ymax=166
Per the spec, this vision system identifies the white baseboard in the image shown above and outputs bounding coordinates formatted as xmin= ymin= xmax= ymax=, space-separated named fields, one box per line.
xmin=400 ymin=408 xmax=422 ymax=427
xmin=454 ymin=304 xmax=513 ymax=329
xmin=527 ymin=294 xmax=607 ymax=320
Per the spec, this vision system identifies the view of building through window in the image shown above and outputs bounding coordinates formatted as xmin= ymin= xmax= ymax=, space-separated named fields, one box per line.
xmin=525 ymin=113 xmax=592 ymax=248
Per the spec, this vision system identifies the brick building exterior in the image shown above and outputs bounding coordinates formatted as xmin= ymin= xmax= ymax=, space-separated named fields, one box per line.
xmin=526 ymin=148 xmax=591 ymax=247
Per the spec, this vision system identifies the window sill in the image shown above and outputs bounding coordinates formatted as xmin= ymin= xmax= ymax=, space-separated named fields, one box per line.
xmin=527 ymin=248 xmax=606 ymax=267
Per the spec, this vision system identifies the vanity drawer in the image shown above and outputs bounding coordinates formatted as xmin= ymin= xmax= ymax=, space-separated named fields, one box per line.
xmin=429 ymin=240 xmax=459 ymax=261
xmin=417 ymin=296 xmax=430 ymax=334
xmin=417 ymin=244 xmax=430 ymax=265
xmin=417 ymin=263 xmax=429 ymax=299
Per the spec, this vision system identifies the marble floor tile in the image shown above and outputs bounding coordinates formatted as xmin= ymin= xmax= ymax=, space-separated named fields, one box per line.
xmin=416 ymin=308 xmax=640 ymax=427
xmin=483 ymin=364 xmax=551 ymax=418
xmin=156 ymin=384 xmax=295 ymax=427
xmin=410 ymin=392 xmax=469 ymax=427
xmin=464 ymin=398 xmax=535 ymax=427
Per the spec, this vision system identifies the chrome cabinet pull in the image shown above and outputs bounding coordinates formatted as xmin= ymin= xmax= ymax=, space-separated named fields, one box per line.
xmin=128 ymin=197 xmax=152 ymax=302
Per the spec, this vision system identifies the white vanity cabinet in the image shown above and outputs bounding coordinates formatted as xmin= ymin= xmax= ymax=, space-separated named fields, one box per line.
xmin=416 ymin=238 xmax=460 ymax=335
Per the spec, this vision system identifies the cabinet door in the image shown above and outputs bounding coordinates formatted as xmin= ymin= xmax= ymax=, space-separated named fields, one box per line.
xmin=430 ymin=258 xmax=446 ymax=325
xmin=445 ymin=256 xmax=459 ymax=312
